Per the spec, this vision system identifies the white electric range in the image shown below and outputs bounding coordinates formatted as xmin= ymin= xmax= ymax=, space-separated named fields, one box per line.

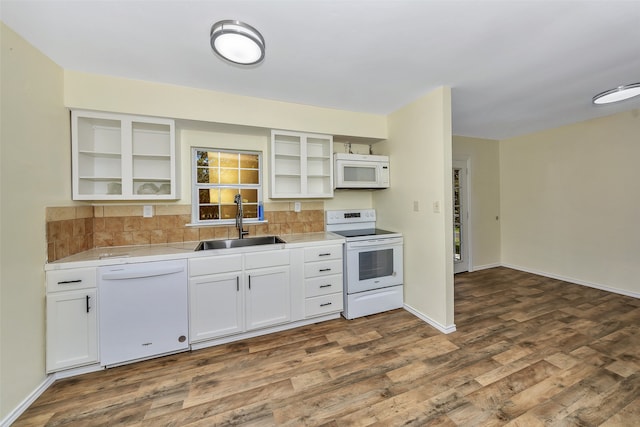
xmin=326 ymin=209 xmax=404 ymax=319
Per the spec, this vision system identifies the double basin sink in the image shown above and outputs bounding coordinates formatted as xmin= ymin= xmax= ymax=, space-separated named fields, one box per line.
xmin=195 ymin=236 xmax=286 ymax=251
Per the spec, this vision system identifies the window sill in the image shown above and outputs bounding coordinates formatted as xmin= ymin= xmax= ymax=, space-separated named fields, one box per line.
xmin=186 ymin=220 xmax=269 ymax=227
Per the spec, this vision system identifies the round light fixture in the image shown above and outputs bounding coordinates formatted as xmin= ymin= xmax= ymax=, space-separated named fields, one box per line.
xmin=592 ymin=82 xmax=640 ymax=105
xmin=210 ymin=20 xmax=265 ymax=65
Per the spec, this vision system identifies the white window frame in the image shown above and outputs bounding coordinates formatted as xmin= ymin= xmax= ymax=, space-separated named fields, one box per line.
xmin=191 ymin=147 xmax=263 ymax=226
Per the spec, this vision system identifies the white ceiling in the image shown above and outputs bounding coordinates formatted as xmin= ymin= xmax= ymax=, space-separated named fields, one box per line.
xmin=1 ymin=0 xmax=639 ymax=140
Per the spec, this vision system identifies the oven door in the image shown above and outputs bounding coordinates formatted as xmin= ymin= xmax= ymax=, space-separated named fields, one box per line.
xmin=345 ymin=237 xmax=403 ymax=294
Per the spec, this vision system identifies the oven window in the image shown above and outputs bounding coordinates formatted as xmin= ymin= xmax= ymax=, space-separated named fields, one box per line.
xmin=359 ymin=249 xmax=394 ymax=280
xmin=344 ymin=165 xmax=376 ymax=182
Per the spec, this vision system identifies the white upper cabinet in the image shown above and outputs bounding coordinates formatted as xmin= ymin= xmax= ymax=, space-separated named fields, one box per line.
xmin=270 ymin=130 xmax=333 ymax=198
xmin=72 ymin=110 xmax=178 ymax=200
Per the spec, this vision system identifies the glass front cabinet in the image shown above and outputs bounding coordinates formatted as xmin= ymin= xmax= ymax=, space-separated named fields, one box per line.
xmin=270 ymin=130 xmax=333 ymax=198
xmin=71 ymin=110 xmax=178 ymax=200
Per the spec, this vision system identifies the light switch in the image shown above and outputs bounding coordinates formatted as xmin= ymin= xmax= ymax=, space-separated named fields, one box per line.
xmin=413 ymin=201 xmax=419 ymax=212
xmin=143 ymin=205 xmax=154 ymax=218
xmin=433 ymin=201 xmax=440 ymax=213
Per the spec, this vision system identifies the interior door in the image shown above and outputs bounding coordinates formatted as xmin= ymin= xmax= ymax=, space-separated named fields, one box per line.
xmin=453 ymin=160 xmax=470 ymax=273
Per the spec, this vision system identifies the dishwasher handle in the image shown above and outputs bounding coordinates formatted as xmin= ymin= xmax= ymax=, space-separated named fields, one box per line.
xmin=100 ymin=265 xmax=185 ymax=280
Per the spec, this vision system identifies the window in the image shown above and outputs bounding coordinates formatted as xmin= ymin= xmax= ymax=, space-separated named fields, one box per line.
xmin=192 ymin=147 xmax=262 ymax=224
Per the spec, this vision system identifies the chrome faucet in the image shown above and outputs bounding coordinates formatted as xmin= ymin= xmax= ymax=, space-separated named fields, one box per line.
xmin=234 ymin=193 xmax=249 ymax=239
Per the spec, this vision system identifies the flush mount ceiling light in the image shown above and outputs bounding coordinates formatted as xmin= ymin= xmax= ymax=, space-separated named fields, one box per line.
xmin=210 ymin=20 xmax=265 ymax=65
xmin=592 ymin=82 xmax=640 ymax=105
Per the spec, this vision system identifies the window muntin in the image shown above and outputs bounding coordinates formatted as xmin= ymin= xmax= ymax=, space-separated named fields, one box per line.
xmin=192 ymin=148 xmax=262 ymax=224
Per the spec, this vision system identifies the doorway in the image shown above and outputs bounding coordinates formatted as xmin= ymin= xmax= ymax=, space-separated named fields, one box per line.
xmin=453 ymin=159 xmax=471 ymax=273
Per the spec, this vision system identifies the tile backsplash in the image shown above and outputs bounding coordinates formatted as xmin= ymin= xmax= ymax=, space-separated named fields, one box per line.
xmin=46 ymin=202 xmax=325 ymax=262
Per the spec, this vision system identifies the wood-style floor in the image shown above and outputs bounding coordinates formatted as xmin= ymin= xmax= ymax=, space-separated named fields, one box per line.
xmin=14 ymin=267 xmax=640 ymax=426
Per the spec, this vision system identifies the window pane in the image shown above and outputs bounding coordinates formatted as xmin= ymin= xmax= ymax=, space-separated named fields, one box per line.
xmin=197 ymin=167 xmax=219 ymax=184
xmin=219 ymin=152 xmax=238 ymax=168
xmin=240 ymin=169 xmax=259 ymax=184
xmin=243 ymin=205 xmax=257 ymax=218
xmin=220 ymin=205 xmax=237 ymax=220
xmin=220 ymin=168 xmax=239 ymax=184
xmin=199 ymin=206 xmax=219 ymax=221
xmin=199 ymin=189 xmax=219 ymax=204
xmin=240 ymin=189 xmax=258 ymax=203
xmin=240 ymin=153 xmax=259 ymax=169
xmin=221 ymin=188 xmax=237 ymax=204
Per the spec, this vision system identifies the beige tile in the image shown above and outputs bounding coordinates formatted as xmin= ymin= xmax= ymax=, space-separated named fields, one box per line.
xmin=167 ymin=229 xmax=184 ymax=243
xmin=214 ymin=227 xmax=230 ymax=239
xmin=103 ymin=205 xmax=142 ymax=217
xmin=47 ymin=242 xmax=55 ymax=262
xmin=104 ymin=217 xmax=125 ymax=232
xmin=183 ymin=228 xmax=199 ymax=242
xmin=155 ymin=204 xmax=190 ymax=216
xmin=112 ymin=232 xmax=134 ymax=246
xmin=132 ymin=231 xmax=151 ymax=245
xmin=198 ymin=227 xmax=217 ymax=240
xmin=46 ymin=207 xmax=76 ymax=222
xmin=139 ymin=217 xmax=159 ymax=230
xmin=124 ymin=217 xmax=142 ymax=232
xmin=72 ymin=218 xmax=86 ymax=236
xmin=75 ymin=205 xmax=94 ymax=219
xmin=55 ymin=239 xmax=69 ymax=260
xmin=93 ymin=206 xmax=104 ymax=217
xmin=93 ymin=218 xmax=106 ymax=232
xmin=150 ymin=230 xmax=167 ymax=244
xmin=60 ymin=220 xmax=73 ymax=241
xmin=47 ymin=221 xmax=61 ymax=242
xmin=94 ymin=232 xmax=114 ymax=247
xmin=158 ymin=215 xmax=178 ymax=230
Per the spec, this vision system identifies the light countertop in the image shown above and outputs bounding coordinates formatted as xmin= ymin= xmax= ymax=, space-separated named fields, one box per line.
xmin=46 ymin=232 xmax=345 ymax=270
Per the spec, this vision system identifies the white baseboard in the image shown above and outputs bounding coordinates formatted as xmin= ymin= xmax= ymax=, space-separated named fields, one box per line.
xmin=501 ymin=263 xmax=640 ymax=299
xmin=403 ymin=304 xmax=456 ymax=334
xmin=471 ymin=262 xmax=501 ymax=272
xmin=0 ymin=375 xmax=55 ymax=427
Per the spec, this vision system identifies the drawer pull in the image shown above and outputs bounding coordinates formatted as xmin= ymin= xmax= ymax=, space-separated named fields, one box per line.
xmin=57 ymin=279 xmax=82 ymax=285
xmin=86 ymin=295 xmax=91 ymax=313
xmin=320 ymin=302 xmax=332 ymax=307
xmin=319 ymin=268 xmax=331 ymax=272
xmin=318 ymin=253 xmax=331 ymax=257
xmin=319 ymin=284 xmax=332 ymax=288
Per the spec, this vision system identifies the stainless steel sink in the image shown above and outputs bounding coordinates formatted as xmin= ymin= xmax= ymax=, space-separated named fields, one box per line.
xmin=195 ymin=236 xmax=286 ymax=251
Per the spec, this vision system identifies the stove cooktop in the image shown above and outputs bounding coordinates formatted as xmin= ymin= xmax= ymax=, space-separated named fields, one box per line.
xmin=331 ymin=228 xmax=398 ymax=238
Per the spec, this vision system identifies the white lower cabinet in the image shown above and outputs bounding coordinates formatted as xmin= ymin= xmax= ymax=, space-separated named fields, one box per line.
xmin=188 ymin=249 xmax=290 ymax=343
xmin=46 ymin=268 xmax=98 ymax=373
xmin=189 ymin=273 xmax=243 ymax=342
xmin=246 ymin=266 xmax=290 ymax=330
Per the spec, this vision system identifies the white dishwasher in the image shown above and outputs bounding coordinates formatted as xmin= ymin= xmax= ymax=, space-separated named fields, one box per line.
xmin=98 ymin=260 xmax=189 ymax=367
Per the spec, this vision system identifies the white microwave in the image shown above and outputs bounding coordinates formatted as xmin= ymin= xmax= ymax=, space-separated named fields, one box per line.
xmin=334 ymin=153 xmax=390 ymax=189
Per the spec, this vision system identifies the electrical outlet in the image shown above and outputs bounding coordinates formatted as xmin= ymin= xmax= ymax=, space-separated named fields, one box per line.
xmin=143 ymin=205 xmax=153 ymax=218
xmin=433 ymin=201 xmax=440 ymax=214
xmin=294 ymin=202 xmax=301 ymax=212
xmin=413 ymin=201 xmax=419 ymax=212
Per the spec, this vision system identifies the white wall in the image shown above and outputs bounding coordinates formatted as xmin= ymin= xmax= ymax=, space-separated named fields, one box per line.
xmin=500 ymin=109 xmax=640 ymax=296
xmin=452 ymin=136 xmax=501 ymax=270
xmin=1 ymin=23 xmax=71 ymax=420
xmin=374 ymin=87 xmax=455 ymax=331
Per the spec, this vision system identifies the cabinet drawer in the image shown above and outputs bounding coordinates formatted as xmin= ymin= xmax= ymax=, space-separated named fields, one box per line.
xmin=305 ymin=293 xmax=343 ymax=318
xmin=189 ymin=254 xmax=242 ymax=277
xmin=304 ymin=259 xmax=342 ymax=278
xmin=305 ymin=275 xmax=343 ymax=298
xmin=304 ymin=245 xmax=342 ymax=262
xmin=245 ymin=250 xmax=289 ymax=270
xmin=47 ymin=268 xmax=96 ymax=292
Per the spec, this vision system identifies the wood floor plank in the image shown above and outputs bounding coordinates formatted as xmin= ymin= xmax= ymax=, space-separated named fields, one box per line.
xmin=14 ymin=267 xmax=639 ymax=426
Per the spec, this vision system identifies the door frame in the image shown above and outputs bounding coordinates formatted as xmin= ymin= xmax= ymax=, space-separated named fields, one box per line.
xmin=453 ymin=158 xmax=472 ymax=273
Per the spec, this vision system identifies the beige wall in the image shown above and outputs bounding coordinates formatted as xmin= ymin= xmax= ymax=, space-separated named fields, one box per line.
xmin=64 ymin=70 xmax=387 ymax=140
xmin=1 ymin=23 xmax=71 ymax=420
xmin=500 ymin=109 xmax=640 ymax=296
xmin=374 ymin=87 xmax=455 ymax=330
xmin=452 ymin=136 xmax=501 ymax=270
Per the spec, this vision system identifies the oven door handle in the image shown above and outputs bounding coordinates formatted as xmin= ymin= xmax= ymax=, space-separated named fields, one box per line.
xmin=347 ymin=237 xmax=403 ymax=249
